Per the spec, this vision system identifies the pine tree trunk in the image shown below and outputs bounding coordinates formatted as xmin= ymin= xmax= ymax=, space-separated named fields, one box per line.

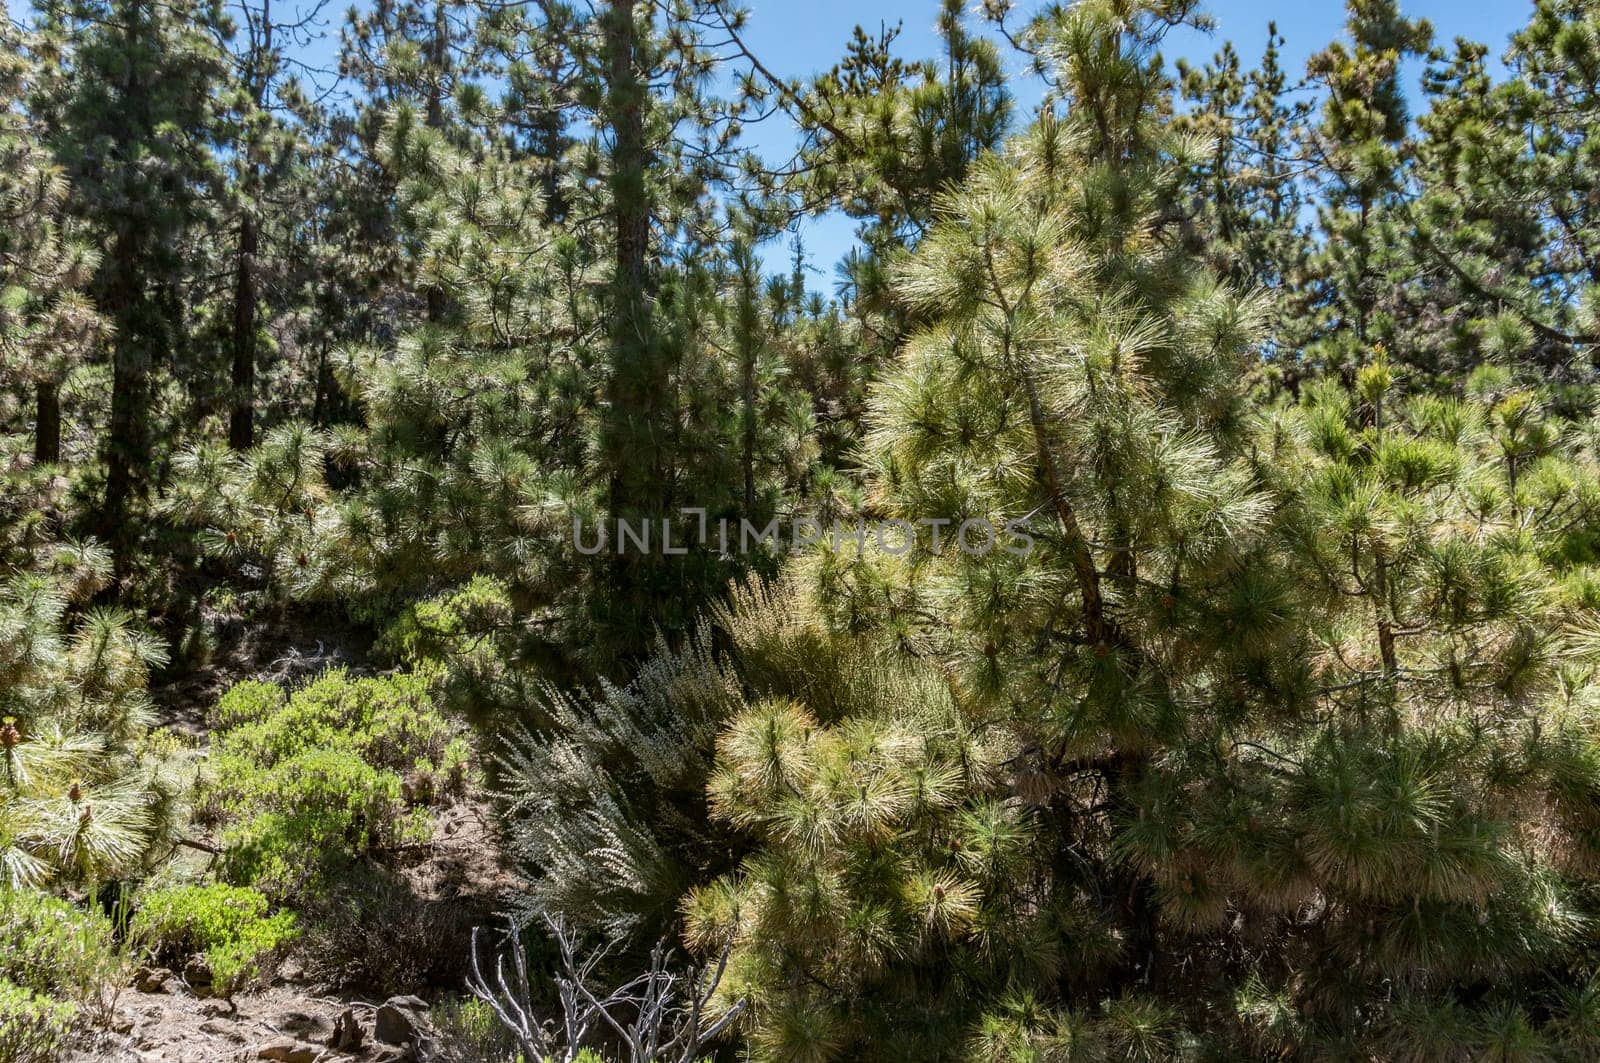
xmin=229 ymin=214 xmax=258 ymax=450
xmin=1017 ymin=358 xmax=1105 ymax=644
xmin=602 ymin=0 xmax=658 ymax=517
xmin=34 ymin=379 xmax=61 ymax=465
xmin=312 ymin=336 xmax=333 ymax=426
xmin=423 ymin=0 xmax=448 ymax=323
xmin=593 ymin=0 xmax=667 ymax=651
xmin=102 ymin=227 xmax=149 ymax=562
xmin=100 ymin=0 xmax=153 ymax=564
xmin=230 ymin=0 xmax=269 ymax=450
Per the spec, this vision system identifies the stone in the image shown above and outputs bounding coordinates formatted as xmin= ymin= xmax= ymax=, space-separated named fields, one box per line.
xmin=373 ymin=995 xmax=429 ymax=1045
xmin=371 ymin=1048 xmax=416 ymax=1063
xmin=327 ymin=1007 xmax=364 ymax=1053
xmin=183 ymin=953 xmax=213 ymax=987
xmin=271 ymin=1008 xmax=331 ymax=1042
xmin=257 ymin=1040 xmax=319 ymax=1063
xmin=133 ymin=966 xmax=172 ymax=993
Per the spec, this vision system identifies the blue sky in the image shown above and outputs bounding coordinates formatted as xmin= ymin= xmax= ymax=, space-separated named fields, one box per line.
xmin=733 ymin=0 xmax=1535 ymax=273
xmin=205 ymin=0 xmax=1536 ymax=273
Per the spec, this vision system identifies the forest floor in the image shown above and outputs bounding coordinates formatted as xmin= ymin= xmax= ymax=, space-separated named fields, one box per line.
xmin=150 ymin=602 xmax=380 ymax=737
xmin=72 ymin=610 xmax=520 ymax=1063
xmin=69 ymin=982 xmax=408 ymax=1063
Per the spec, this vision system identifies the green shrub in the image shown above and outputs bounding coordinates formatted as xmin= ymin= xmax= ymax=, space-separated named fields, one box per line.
xmin=218 ymin=747 xmax=432 ymax=897
xmin=0 ymin=979 xmax=75 ymax=1063
xmin=130 ymin=884 xmax=298 ymax=998
xmin=197 ymin=670 xmax=480 ymax=991
xmin=208 ymin=679 xmax=287 ymax=732
xmin=0 ymin=889 xmax=116 ymax=1003
xmin=377 ymin=578 xmax=528 ymax=720
xmin=378 ymin=576 xmax=514 ymax=666
xmin=210 ymin=668 xmax=468 ymax=783
xmin=431 ymin=993 xmax=532 ymax=1063
xmin=202 ymin=669 xmax=472 ymax=900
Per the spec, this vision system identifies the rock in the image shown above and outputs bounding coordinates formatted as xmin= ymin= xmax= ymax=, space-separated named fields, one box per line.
xmin=183 ymin=954 xmax=213 ymax=987
xmin=371 ymin=1048 xmax=416 ymax=1063
xmin=373 ymin=995 xmax=429 ymax=1045
xmin=271 ymin=1009 xmax=331 ymax=1042
xmin=327 ymin=1007 xmax=364 ymax=1053
xmin=387 ymin=994 xmax=430 ymax=1011
xmin=201 ymin=1019 xmax=244 ymax=1040
xmin=133 ymin=966 xmax=172 ymax=993
xmin=257 ymin=1039 xmax=320 ymax=1063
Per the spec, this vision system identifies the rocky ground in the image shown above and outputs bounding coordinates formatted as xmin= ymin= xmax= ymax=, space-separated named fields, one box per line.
xmin=151 ymin=601 xmax=380 ymax=739
xmin=68 ymin=983 xmax=431 ymax=1063
xmin=64 ymin=611 xmax=520 ymax=1063
xmin=63 ymin=800 xmax=516 ymax=1063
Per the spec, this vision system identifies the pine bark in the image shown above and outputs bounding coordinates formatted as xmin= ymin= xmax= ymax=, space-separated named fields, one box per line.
xmin=602 ymin=0 xmax=659 ymax=517
xmin=229 ymin=213 xmax=258 ymax=450
xmin=34 ymin=380 xmax=61 ymax=465
xmin=100 ymin=0 xmax=154 ymax=561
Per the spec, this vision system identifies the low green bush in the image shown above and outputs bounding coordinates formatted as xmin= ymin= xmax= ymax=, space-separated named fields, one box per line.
xmin=194 ymin=669 xmax=482 ymax=996
xmin=431 ymin=993 xmax=545 ymax=1063
xmin=0 ymin=888 xmax=117 ymax=1003
xmin=210 ymin=668 xmax=467 ymax=777
xmin=377 ymin=578 xmax=530 ymax=720
xmin=218 ymin=747 xmax=432 ymax=897
xmin=0 ymin=979 xmax=75 ymax=1063
xmin=130 ymin=883 xmax=298 ymax=998
xmin=377 ymin=575 xmax=514 ymax=667
xmin=206 ymin=678 xmax=286 ymax=732
xmin=201 ymin=669 xmax=471 ymax=900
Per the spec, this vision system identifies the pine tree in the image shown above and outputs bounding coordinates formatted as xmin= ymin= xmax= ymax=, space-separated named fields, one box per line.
xmin=1296 ymin=0 xmax=1432 ymax=386
xmin=0 ymin=542 xmax=188 ymax=890
xmin=166 ymin=120 xmax=597 ymax=624
xmin=37 ymin=0 xmax=229 ymax=566
xmin=750 ymin=0 xmax=1014 ymax=464
xmin=340 ymin=0 xmax=494 ymax=330
xmin=1175 ymin=23 xmax=1313 ymax=393
xmin=0 ymin=7 xmax=103 ymax=473
xmin=677 ymin=2 xmax=1600 ymax=1058
xmin=1409 ymin=0 xmax=1600 ymax=381
xmin=690 ymin=2 xmax=1291 ymax=1053
xmin=219 ymin=0 xmax=328 ymax=449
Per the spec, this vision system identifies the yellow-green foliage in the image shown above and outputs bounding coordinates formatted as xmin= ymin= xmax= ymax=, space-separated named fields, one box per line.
xmin=201 ymin=669 xmax=470 ymax=899
xmin=0 ymin=887 xmax=116 ymax=1005
xmin=431 ymin=995 xmax=524 ymax=1063
xmin=0 ymin=888 xmax=120 ymax=1062
xmin=0 ymin=979 xmax=75 ymax=1063
xmin=669 ymin=4 xmax=1600 ymax=1058
xmin=378 ymin=577 xmax=522 ymax=717
xmin=131 ymin=883 xmax=298 ymax=998
xmin=378 ymin=575 xmax=514 ymax=666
